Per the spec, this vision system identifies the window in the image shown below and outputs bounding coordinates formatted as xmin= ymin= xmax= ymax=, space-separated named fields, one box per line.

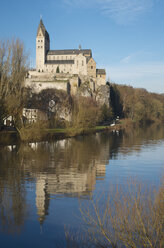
xmin=91 ymin=66 xmax=93 ymax=69
xmin=38 ymin=40 xmax=40 ymax=42
xmin=66 ymin=56 xmax=67 ymax=59
xmin=38 ymin=46 xmax=40 ymax=48
xmin=82 ymin=61 xmax=84 ymax=66
xmin=41 ymin=40 xmax=43 ymax=42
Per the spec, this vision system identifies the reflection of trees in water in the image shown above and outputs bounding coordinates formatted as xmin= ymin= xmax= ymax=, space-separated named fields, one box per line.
xmin=108 ymin=124 xmax=164 ymax=159
xmin=18 ymin=134 xmax=110 ymax=174
xmin=0 ymin=147 xmax=28 ymax=234
xmin=0 ymin=124 xmax=164 ymax=233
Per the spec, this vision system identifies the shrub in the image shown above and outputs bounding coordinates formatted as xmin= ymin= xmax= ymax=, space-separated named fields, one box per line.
xmin=72 ymin=96 xmax=99 ymax=129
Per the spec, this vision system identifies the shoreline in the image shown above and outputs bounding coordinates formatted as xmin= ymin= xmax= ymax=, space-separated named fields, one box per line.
xmin=0 ymin=125 xmax=117 ymax=146
xmin=0 ymin=118 xmax=157 ymax=145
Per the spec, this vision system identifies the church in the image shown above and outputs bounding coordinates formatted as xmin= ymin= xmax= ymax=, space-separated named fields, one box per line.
xmin=36 ymin=19 xmax=106 ymax=81
xmin=26 ymin=19 xmax=106 ymax=95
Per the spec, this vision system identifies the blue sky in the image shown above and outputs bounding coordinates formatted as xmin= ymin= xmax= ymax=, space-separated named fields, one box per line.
xmin=0 ymin=0 xmax=164 ymax=93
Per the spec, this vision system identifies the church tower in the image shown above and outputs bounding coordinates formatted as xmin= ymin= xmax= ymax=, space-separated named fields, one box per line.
xmin=36 ymin=19 xmax=50 ymax=72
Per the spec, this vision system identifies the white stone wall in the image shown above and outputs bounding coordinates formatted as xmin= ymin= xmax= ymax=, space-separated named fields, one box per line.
xmin=74 ymin=54 xmax=87 ymax=75
xmin=87 ymin=58 xmax=96 ymax=78
xmin=47 ymin=54 xmax=76 ymax=60
xmin=36 ymin=35 xmax=45 ymax=71
xmin=25 ymin=79 xmax=69 ymax=94
xmin=96 ymin=77 xmax=106 ymax=88
xmin=43 ymin=54 xmax=87 ymax=75
xmin=23 ymin=108 xmax=48 ymax=123
xmin=44 ymin=63 xmax=73 ymax=74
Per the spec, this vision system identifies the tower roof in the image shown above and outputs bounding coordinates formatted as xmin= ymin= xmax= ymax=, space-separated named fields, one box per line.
xmin=37 ymin=19 xmax=50 ymax=41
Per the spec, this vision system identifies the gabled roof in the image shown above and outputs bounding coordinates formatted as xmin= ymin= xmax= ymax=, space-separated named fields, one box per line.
xmin=37 ymin=19 xmax=49 ymax=41
xmin=87 ymin=57 xmax=96 ymax=64
xmin=96 ymin=69 xmax=106 ymax=75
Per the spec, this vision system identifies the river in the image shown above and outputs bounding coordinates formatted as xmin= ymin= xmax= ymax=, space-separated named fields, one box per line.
xmin=0 ymin=125 xmax=164 ymax=247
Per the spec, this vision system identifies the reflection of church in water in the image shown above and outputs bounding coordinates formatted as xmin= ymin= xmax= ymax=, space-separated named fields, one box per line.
xmin=32 ymin=139 xmax=107 ymax=225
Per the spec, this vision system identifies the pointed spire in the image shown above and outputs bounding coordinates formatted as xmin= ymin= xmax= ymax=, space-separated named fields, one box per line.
xmin=37 ymin=19 xmax=49 ymax=41
xmin=37 ymin=19 xmax=45 ymax=36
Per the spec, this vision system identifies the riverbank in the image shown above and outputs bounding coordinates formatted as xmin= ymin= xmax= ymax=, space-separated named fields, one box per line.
xmin=0 ymin=125 xmax=116 ymax=145
xmin=18 ymin=125 xmax=111 ymax=143
xmin=0 ymin=118 xmax=153 ymax=145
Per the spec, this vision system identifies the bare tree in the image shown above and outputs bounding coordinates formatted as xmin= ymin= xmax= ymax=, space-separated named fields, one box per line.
xmin=0 ymin=38 xmax=29 ymax=128
xmin=66 ymin=179 xmax=164 ymax=248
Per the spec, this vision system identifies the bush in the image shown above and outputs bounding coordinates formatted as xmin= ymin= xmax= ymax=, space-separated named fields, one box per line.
xmin=72 ymin=96 xmax=99 ymax=129
xmin=98 ymin=104 xmax=113 ymax=124
xmin=66 ymin=179 xmax=164 ymax=248
xmin=19 ymin=121 xmax=48 ymax=141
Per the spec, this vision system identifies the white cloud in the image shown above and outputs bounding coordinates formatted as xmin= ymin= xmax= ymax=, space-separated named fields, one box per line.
xmin=120 ymin=51 xmax=155 ymax=64
xmin=63 ymin=0 xmax=155 ymax=24
xmin=120 ymin=55 xmax=132 ymax=64
xmin=99 ymin=0 xmax=154 ymax=24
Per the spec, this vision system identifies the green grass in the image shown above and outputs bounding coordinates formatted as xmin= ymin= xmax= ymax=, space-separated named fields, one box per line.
xmin=43 ymin=127 xmax=77 ymax=134
xmin=43 ymin=126 xmax=109 ymax=136
xmin=94 ymin=126 xmax=108 ymax=130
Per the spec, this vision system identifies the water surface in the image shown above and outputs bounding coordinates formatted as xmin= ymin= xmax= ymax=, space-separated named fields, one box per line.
xmin=0 ymin=125 xmax=164 ymax=247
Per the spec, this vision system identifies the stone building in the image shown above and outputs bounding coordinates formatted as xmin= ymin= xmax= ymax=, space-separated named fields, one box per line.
xmin=36 ymin=19 xmax=98 ymax=76
xmin=26 ymin=19 xmax=106 ymax=94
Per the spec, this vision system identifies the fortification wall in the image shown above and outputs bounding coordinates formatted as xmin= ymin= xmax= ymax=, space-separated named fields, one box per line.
xmin=25 ymin=79 xmax=69 ymax=94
